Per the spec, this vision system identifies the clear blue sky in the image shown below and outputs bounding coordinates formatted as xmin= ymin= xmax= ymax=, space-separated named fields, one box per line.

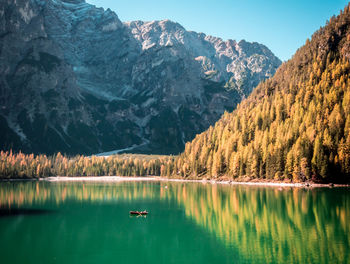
xmin=87 ymin=0 xmax=348 ymax=61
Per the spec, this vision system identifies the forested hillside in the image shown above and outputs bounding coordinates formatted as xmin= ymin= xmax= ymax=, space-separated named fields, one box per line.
xmin=175 ymin=5 xmax=350 ymax=183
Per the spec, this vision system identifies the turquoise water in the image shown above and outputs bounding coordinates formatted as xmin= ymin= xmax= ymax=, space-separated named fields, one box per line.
xmin=0 ymin=181 xmax=349 ymax=264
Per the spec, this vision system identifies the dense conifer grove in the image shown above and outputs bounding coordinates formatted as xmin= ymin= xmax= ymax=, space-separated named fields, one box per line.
xmin=175 ymin=5 xmax=350 ymax=183
xmin=1 ymin=5 xmax=350 ymax=183
xmin=0 ymin=151 xmax=174 ymax=179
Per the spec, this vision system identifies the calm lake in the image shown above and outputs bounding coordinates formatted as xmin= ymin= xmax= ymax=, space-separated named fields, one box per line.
xmin=0 ymin=181 xmax=349 ymax=264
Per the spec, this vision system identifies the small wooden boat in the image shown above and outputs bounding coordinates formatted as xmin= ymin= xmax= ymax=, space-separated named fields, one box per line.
xmin=130 ymin=210 xmax=148 ymax=215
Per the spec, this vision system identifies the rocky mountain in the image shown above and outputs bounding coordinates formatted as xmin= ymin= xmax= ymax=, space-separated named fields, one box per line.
xmin=0 ymin=0 xmax=281 ymax=155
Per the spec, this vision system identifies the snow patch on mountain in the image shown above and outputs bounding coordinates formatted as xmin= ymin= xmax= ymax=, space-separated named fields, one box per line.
xmin=19 ymin=1 xmax=36 ymax=23
xmin=102 ymin=21 xmax=119 ymax=31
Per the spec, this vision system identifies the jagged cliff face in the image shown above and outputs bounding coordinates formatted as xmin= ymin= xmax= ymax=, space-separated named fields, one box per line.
xmin=0 ymin=0 xmax=281 ymax=155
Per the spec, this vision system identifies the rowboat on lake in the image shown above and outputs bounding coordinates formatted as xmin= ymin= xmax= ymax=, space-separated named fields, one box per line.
xmin=130 ymin=210 xmax=148 ymax=215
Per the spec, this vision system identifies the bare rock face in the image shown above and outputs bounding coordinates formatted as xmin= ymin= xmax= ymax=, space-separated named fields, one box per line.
xmin=0 ymin=0 xmax=281 ymax=155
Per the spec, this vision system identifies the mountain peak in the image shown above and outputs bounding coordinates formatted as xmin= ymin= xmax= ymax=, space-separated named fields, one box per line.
xmin=125 ymin=19 xmax=185 ymax=31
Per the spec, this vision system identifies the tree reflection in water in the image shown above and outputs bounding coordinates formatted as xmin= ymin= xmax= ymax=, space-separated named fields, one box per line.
xmin=0 ymin=181 xmax=349 ymax=263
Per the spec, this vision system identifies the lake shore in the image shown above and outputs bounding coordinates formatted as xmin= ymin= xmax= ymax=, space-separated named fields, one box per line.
xmin=16 ymin=176 xmax=346 ymax=188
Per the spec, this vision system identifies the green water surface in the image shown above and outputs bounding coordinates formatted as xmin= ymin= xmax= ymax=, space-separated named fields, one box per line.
xmin=0 ymin=181 xmax=349 ymax=264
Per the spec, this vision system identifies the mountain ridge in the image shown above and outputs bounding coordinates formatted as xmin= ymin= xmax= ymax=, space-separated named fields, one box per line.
xmin=0 ymin=0 xmax=281 ymax=155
